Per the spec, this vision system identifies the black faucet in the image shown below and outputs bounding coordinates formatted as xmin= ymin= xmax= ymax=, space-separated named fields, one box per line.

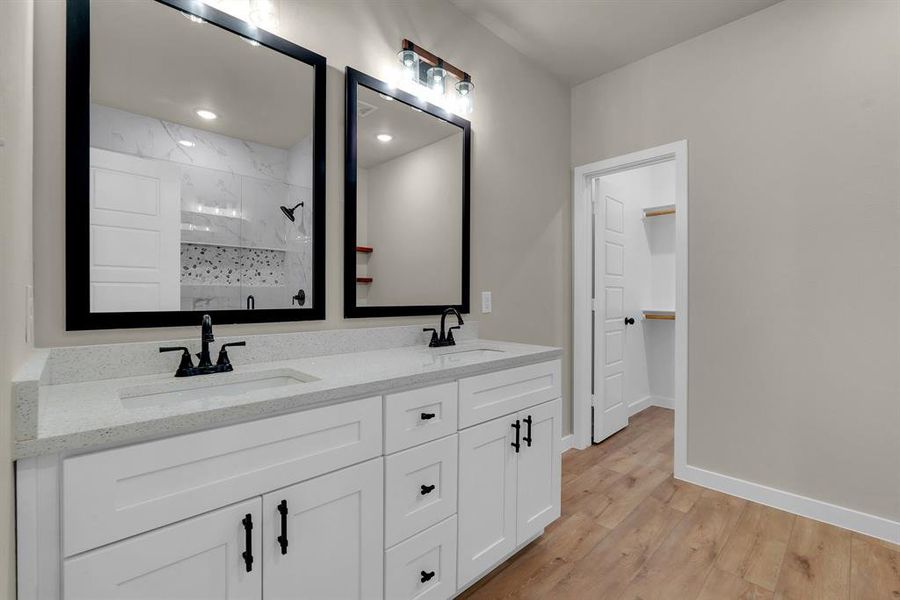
xmin=424 ymin=307 xmax=464 ymax=347
xmin=160 ymin=314 xmax=246 ymax=377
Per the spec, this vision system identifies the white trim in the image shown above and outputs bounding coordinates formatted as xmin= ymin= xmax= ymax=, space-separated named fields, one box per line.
xmin=628 ymin=395 xmax=674 ymax=416
xmin=16 ymin=455 xmax=62 ymax=600
xmin=572 ymin=141 xmax=689 ymax=481
xmin=681 ymin=465 xmax=900 ymax=545
xmin=559 ymin=434 xmax=574 ymax=453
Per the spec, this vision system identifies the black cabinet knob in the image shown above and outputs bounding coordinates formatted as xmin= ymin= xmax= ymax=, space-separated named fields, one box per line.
xmin=420 ymin=570 xmax=436 ymax=583
xmin=624 ymin=317 xmax=635 ymax=325
xmin=420 ymin=484 xmax=436 ymax=495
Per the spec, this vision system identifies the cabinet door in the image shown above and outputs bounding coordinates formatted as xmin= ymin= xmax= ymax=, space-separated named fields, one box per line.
xmin=263 ymin=458 xmax=384 ymax=600
xmin=457 ymin=415 xmax=517 ymax=588
xmin=516 ymin=399 xmax=562 ymax=544
xmin=64 ymin=498 xmax=261 ymax=600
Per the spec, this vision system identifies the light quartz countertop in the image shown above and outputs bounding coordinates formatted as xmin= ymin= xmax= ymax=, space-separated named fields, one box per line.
xmin=14 ymin=339 xmax=560 ymax=459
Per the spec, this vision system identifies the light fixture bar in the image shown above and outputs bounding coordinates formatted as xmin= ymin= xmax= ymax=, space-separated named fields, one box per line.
xmin=401 ymin=39 xmax=470 ymax=82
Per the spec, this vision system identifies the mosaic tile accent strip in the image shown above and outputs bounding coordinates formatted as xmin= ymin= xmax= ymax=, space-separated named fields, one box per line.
xmin=180 ymin=243 xmax=284 ymax=287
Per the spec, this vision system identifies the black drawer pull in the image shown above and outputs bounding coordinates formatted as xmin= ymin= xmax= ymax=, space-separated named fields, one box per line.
xmin=241 ymin=513 xmax=254 ymax=572
xmin=420 ymin=570 xmax=436 ymax=583
xmin=420 ymin=412 xmax=436 ymax=420
xmin=420 ymin=484 xmax=436 ymax=495
xmin=276 ymin=499 xmax=289 ymax=555
xmin=523 ymin=415 xmax=533 ymax=447
xmin=511 ymin=420 xmax=521 ymax=453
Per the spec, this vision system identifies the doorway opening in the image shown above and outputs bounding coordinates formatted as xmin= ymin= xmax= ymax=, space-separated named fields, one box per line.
xmin=572 ymin=141 xmax=688 ymax=478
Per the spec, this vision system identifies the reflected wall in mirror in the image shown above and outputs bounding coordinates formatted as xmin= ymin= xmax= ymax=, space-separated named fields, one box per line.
xmin=67 ymin=0 xmax=326 ymax=329
xmin=345 ymin=68 xmax=470 ymax=318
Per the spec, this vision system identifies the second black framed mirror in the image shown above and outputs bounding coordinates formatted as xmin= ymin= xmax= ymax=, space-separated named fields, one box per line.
xmin=344 ymin=68 xmax=471 ymax=318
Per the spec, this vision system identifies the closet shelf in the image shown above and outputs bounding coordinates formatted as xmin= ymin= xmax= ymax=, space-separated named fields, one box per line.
xmin=643 ymin=309 xmax=675 ymax=321
xmin=356 ymin=277 xmax=373 ymax=284
xmin=356 ymin=246 xmax=374 ymax=253
xmin=643 ymin=204 xmax=675 ymax=218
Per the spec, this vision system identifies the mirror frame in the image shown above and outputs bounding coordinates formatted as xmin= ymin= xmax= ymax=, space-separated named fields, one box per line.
xmin=344 ymin=68 xmax=471 ymax=318
xmin=66 ymin=0 xmax=327 ymax=330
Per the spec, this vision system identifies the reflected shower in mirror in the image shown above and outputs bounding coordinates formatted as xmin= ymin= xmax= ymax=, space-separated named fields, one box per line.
xmin=69 ymin=0 xmax=326 ymax=329
xmin=345 ymin=69 xmax=470 ymax=318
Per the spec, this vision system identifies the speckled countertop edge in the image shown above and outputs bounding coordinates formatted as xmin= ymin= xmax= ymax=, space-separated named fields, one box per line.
xmin=14 ymin=340 xmax=561 ymax=459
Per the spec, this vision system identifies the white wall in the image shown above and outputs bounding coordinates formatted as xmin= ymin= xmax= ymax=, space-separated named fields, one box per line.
xmin=573 ymin=0 xmax=900 ymax=522
xmin=31 ymin=0 xmax=573 ymax=427
xmin=600 ymin=161 xmax=676 ymax=410
xmin=0 ymin=0 xmax=35 ymax=594
xmin=365 ymin=134 xmax=463 ymax=306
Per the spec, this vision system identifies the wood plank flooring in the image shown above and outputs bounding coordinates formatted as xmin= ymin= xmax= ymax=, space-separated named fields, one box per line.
xmin=459 ymin=407 xmax=900 ymax=600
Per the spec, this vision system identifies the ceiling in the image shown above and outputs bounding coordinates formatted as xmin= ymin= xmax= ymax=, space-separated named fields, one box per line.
xmin=451 ymin=0 xmax=781 ymax=85
xmin=357 ymin=85 xmax=461 ymax=169
xmin=90 ymin=0 xmax=315 ymax=149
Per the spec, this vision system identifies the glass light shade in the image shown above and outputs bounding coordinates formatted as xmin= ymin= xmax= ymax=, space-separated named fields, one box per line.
xmin=397 ymin=49 xmax=419 ymax=83
xmin=249 ymin=0 xmax=279 ymax=30
xmin=427 ymin=65 xmax=447 ymax=94
xmin=455 ymin=79 xmax=474 ymax=114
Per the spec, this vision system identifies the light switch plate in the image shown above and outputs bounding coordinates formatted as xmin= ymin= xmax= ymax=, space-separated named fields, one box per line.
xmin=481 ymin=291 xmax=492 ymax=314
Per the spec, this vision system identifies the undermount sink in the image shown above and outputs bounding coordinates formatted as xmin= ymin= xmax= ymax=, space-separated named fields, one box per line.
xmin=119 ymin=368 xmax=318 ymax=409
xmin=432 ymin=348 xmax=506 ymax=364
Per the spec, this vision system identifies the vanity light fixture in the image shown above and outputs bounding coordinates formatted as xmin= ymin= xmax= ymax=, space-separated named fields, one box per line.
xmin=455 ymin=75 xmax=475 ymax=115
xmin=427 ymin=60 xmax=447 ymax=95
xmin=376 ymin=134 xmax=393 ymax=143
xmin=178 ymin=140 xmax=195 ymax=148
xmin=395 ymin=39 xmax=474 ymax=115
xmin=195 ymin=109 xmax=218 ymax=120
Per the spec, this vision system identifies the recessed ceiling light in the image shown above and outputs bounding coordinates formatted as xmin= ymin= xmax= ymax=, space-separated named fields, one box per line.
xmin=244 ymin=37 xmax=260 ymax=47
xmin=195 ymin=109 xmax=218 ymax=120
xmin=379 ymin=94 xmax=394 ymax=102
xmin=178 ymin=140 xmax=195 ymax=148
xmin=376 ymin=134 xmax=393 ymax=143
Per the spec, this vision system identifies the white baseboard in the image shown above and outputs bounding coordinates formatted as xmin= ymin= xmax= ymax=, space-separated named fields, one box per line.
xmin=628 ymin=395 xmax=674 ymax=416
xmin=560 ymin=434 xmax=574 ymax=453
xmin=679 ymin=465 xmax=900 ymax=545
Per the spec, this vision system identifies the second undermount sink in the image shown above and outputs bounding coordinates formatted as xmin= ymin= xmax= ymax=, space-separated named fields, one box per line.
xmin=432 ymin=347 xmax=506 ymax=364
xmin=119 ymin=368 xmax=318 ymax=409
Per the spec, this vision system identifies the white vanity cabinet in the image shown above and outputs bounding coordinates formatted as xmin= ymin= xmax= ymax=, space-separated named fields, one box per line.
xmin=18 ymin=357 xmax=562 ymax=600
xmin=263 ymin=459 xmax=384 ymax=600
xmin=64 ymin=498 xmax=263 ymax=600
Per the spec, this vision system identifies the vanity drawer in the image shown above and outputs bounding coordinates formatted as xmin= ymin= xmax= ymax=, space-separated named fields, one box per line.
xmin=384 ymin=434 xmax=458 ymax=547
xmin=63 ymin=396 xmax=382 ymax=557
xmin=385 ymin=516 xmax=457 ymax=600
xmin=384 ymin=382 xmax=458 ymax=454
xmin=458 ymin=360 xmax=561 ymax=428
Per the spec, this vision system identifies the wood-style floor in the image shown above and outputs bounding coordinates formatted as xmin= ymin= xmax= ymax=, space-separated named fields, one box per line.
xmin=460 ymin=407 xmax=900 ymax=600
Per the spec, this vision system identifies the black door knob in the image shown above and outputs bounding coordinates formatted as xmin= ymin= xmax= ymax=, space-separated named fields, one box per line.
xmin=624 ymin=317 xmax=635 ymax=325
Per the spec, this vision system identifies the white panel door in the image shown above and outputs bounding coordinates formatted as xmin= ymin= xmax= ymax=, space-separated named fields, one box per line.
xmin=457 ymin=415 xmax=517 ymax=588
xmin=516 ymin=399 xmax=561 ymax=544
xmin=263 ymin=458 xmax=384 ymax=600
xmin=89 ymin=148 xmax=180 ymax=312
xmin=64 ymin=498 xmax=261 ymax=600
xmin=592 ymin=178 xmax=629 ymax=442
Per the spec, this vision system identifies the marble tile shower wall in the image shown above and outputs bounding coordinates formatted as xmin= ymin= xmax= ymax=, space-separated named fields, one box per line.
xmin=90 ymin=104 xmax=313 ymax=310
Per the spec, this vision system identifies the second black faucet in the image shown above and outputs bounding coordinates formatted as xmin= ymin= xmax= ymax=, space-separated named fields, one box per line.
xmin=424 ymin=307 xmax=464 ymax=347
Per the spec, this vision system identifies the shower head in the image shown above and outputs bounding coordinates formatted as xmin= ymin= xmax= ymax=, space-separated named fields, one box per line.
xmin=279 ymin=201 xmax=304 ymax=222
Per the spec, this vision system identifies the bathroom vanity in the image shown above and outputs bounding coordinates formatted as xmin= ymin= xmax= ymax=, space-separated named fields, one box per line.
xmin=13 ymin=326 xmax=562 ymax=599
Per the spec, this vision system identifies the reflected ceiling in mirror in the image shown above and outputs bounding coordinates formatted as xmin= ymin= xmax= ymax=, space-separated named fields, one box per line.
xmin=68 ymin=0 xmax=326 ymax=329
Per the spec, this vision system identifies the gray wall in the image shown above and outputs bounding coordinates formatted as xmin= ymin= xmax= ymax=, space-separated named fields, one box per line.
xmin=0 ymin=0 xmax=35 ymax=594
xmin=573 ymin=0 xmax=900 ymax=521
xmin=366 ymin=134 xmax=463 ymax=306
xmin=32 ymin=1 xmax=573 ymax=423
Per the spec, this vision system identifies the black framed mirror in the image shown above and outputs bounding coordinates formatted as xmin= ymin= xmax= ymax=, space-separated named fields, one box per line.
xmin=344 ymin=68 xmax=471 ymax=318
xmin=66 ymin=0 xmax=326 ymax=330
